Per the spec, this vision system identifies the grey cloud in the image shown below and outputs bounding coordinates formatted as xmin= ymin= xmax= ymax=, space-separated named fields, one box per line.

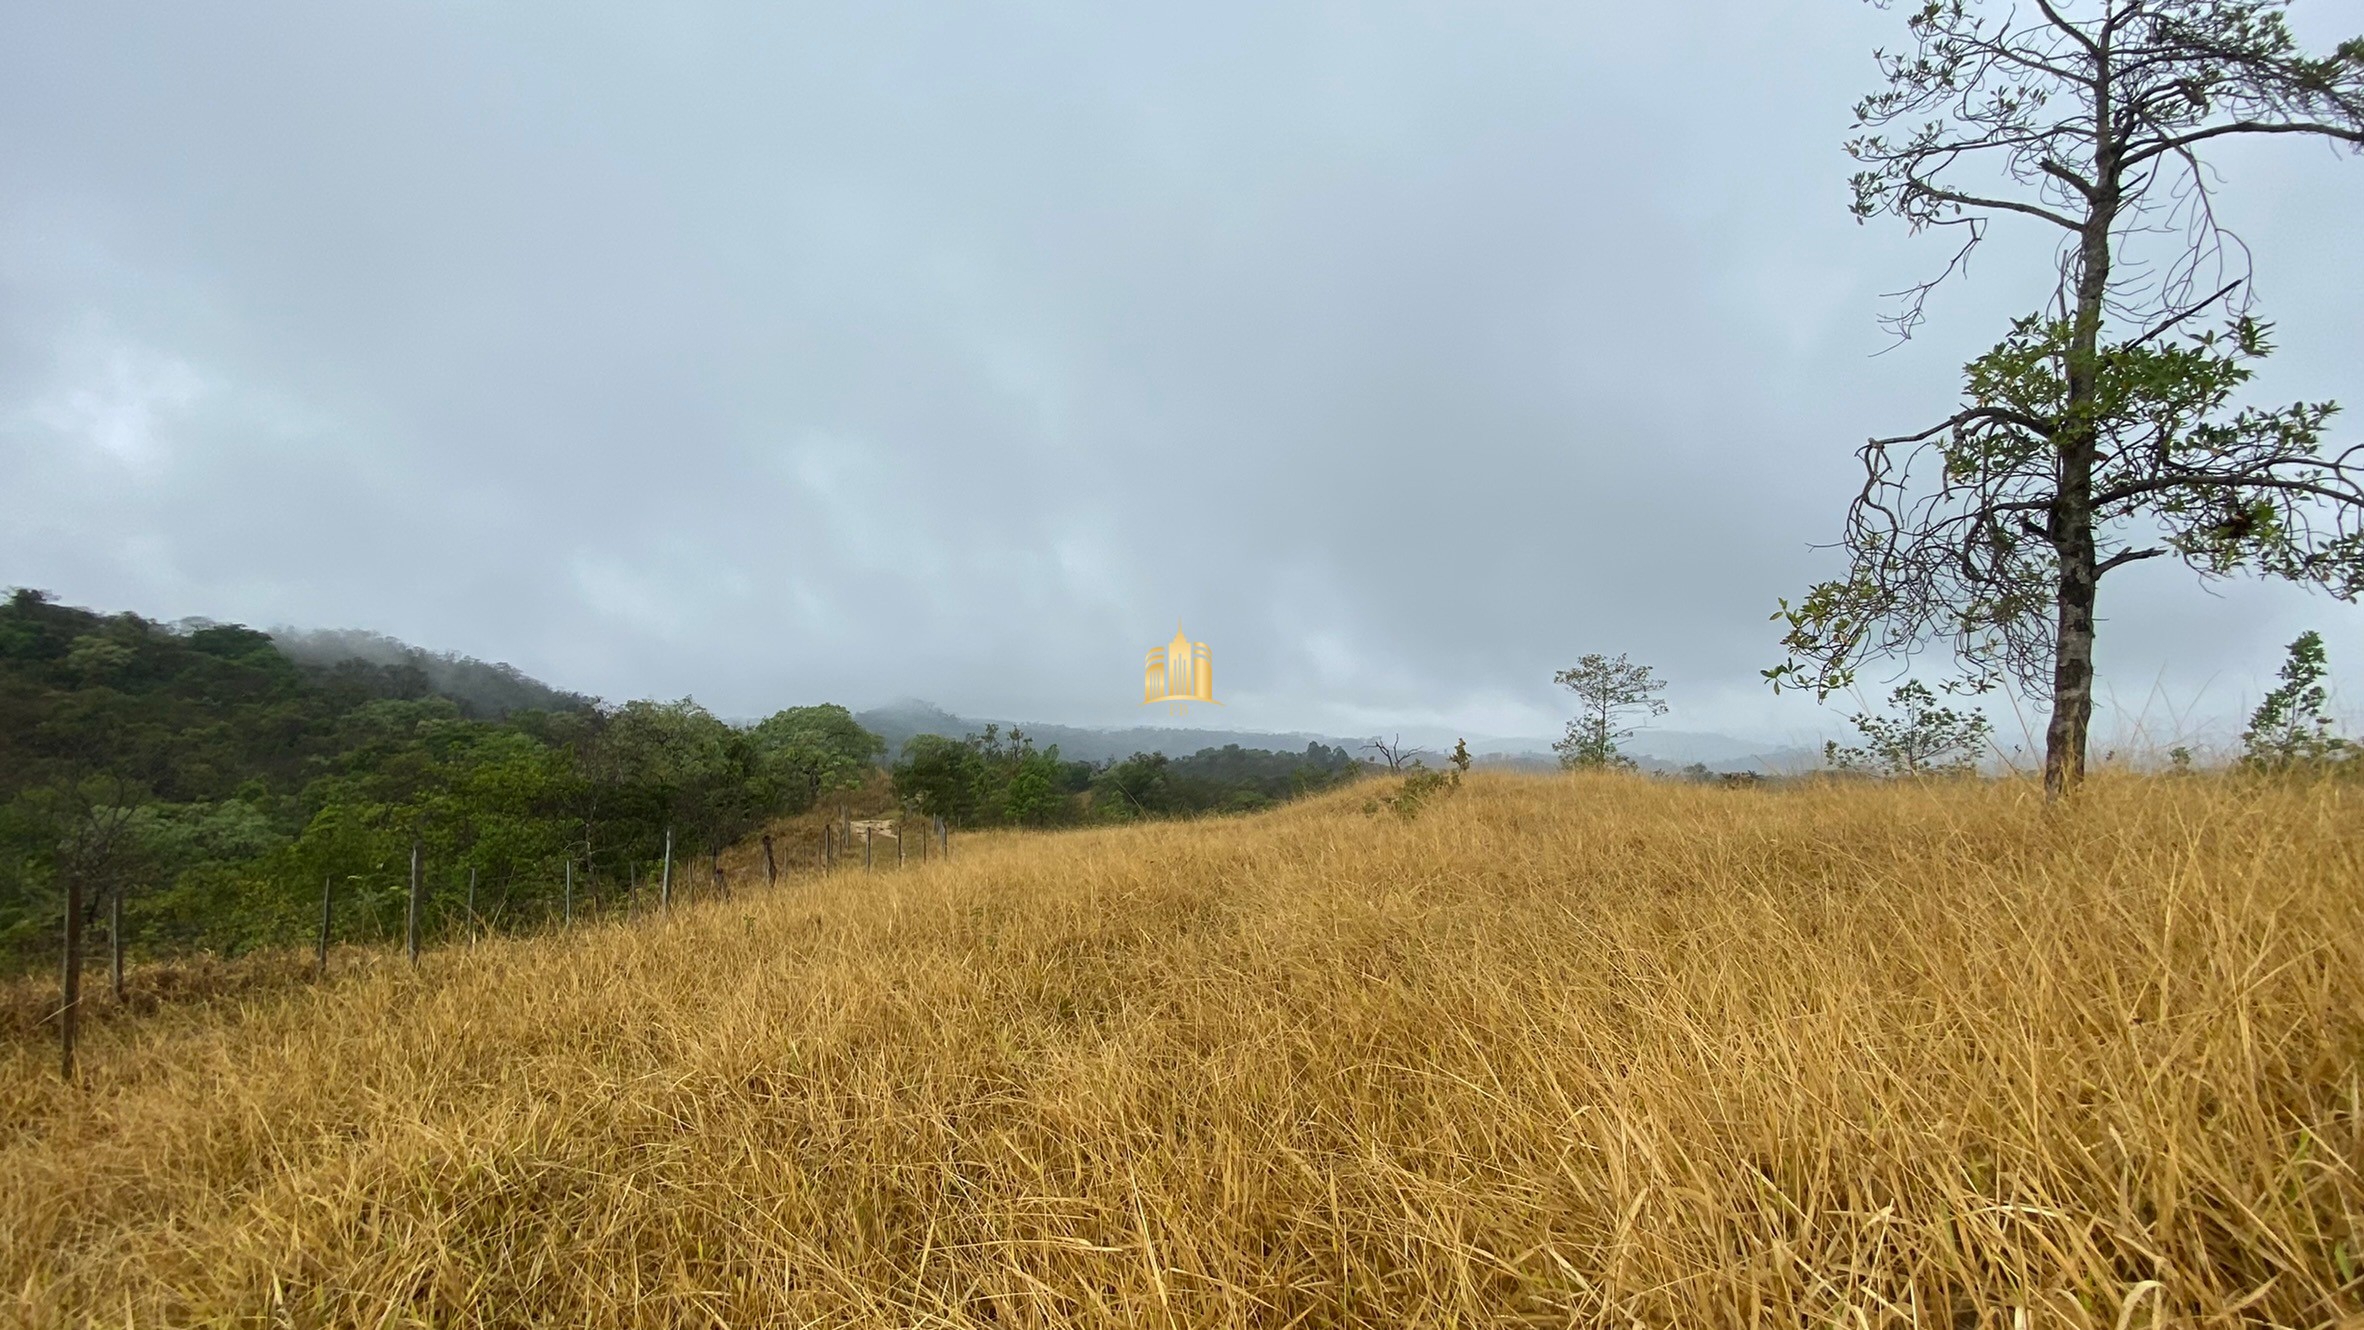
xmin=5 ymin=0 xmax=2362 ymax=752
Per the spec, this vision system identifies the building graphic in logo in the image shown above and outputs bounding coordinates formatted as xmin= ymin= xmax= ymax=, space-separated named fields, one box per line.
xmin=1144 ymin=623 xmax=1219 ymax=716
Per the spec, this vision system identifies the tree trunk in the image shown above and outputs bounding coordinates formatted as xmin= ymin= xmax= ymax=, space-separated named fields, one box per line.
xmin=2043 ymin=532 xmax=2099 ymax=798
xmin=59 ymin=870 xmax=82 ymax=1081
xmin=2043 ymin=164 xmax=2119 ymax=800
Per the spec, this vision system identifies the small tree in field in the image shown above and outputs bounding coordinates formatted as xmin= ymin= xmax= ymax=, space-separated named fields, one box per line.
xmin=1771 ymin=0 xmax=2364 ymax=800
xmin=2241 ymin=630 xmax=2349 ymax=769
xmin=1554 ymin=654 xmax=1668 ymax=770
xmin=1825 ymin=680 xmax=1994 ymax=777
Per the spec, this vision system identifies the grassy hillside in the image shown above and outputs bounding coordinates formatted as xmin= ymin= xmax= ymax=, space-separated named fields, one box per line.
xmin=5 ymin=773 xmax=2362 ymax=1326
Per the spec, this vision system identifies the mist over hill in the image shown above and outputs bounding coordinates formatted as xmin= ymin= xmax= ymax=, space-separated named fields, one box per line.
xmin=269 ymin=627 xmax=594 ymax=718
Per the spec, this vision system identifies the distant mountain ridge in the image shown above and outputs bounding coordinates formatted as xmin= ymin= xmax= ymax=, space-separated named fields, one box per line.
xmin=854 ymin=699 xmax=1355 ymax=766
xmin=853 ymin=699 xmax=1820 ymax=774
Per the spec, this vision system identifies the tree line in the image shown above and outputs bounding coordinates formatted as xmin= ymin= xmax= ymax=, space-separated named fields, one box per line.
xmin=889 ymin=725 xmax=1362 ymax=827
xmin=0 ymin=589 xmax=881 ymax=975
xmin=0 ymin=588 xmax=1372 ymax=978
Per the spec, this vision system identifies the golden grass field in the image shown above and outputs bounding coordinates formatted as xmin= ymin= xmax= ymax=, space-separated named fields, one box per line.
xmin=4 ymin=772 xmax=2362 ymax=1328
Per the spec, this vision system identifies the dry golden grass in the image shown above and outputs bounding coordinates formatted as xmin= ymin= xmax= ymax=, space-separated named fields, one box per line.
xmin=4 ymin=773 xmax=2362 ymax=1327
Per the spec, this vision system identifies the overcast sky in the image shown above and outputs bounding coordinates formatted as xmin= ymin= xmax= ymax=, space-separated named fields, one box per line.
xmin=5 ymin=1 xmax=2362 ymax=754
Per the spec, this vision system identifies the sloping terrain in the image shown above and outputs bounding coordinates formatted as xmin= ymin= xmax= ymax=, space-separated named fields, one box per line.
xmin=5 ymin=774 xmax=2362 ymax=1327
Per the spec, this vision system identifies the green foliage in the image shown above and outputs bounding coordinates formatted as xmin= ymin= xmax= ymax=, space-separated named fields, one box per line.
xmin=1554 ymin=654 xmax=1668 ymax=771
xmin=886 ymin=725 xmax=1064 ymax=827
xmin=0 ymin=589 xmax=884 ymax=973
xmin=1824 ymin=680 xmax=1992 ymax=778
xmin=2241 ymin=631 xmax=2350 ymax=772
xmin=1093 ymin=743 xmax=1359 ymax=822
xmin=1370 ymin=769 xmax=1453 ymax=820
xmin=1772 ymin=314 xmax=2358 ymax=701
xmin=895 ymin=732 xmax=1359 ymax=828
xmin=1372 ymin=741 xmax=1471 ymax=820
xmin=751 ymin=705 xmax=886 ymax=811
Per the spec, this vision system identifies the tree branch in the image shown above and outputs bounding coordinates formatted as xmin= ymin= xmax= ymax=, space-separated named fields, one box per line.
xmin=1873 ymin=404 xmax=2058 ymax=449
xmin=2031 ymin=0 xmax=2104 ymax=62
xmin=2125 ymin=279 xmax=2243 ymax=348
xmin=2097 ymin=546 xmax=2168 ymax=575
xmin=2125 ymin=119 xmax=2364 ymax=166
xmin=1904 ymin=181 xmax=2086 ymax=231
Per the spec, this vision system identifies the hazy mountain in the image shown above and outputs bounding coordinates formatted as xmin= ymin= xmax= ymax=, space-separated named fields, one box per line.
xmin=856 ymin=699 xmax=1356 ymax=765
xmin=270 ymin=627 xmax=595 ymax=718
xmin=855 ymin=700 xmax=1821 ymax=774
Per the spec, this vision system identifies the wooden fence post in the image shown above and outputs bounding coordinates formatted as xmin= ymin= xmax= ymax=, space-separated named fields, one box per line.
xmin=406 ymin=838 xmax=423 ymax=968
xmin=763 ymin=834 xmax=777 ymax=888
xmin=661 ymin=827 xmax=673 ymax=913
xmin=564 ymin=859 xmax=574 ymax=927
xmin=109 ymin=890 xmax=124 ymax=1002
xmin=465 ymin=867 xmax=477 ymax=945
xmin=628 ymin=862 xmax=638 ymax=919
xmin=897 ymin=823 xmax=905 ymax=869
xmin=864 ymin=824 xmax=873 ymax=871
xmin=59 ymin=869 xmax=82 ymax=1081
xmin=317 ymin=875 xmax=332 ymax=980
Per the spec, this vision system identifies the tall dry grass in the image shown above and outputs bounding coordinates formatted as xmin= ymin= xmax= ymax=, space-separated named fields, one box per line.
xmin=3 ymin=773 xmax=2361 ymax=1327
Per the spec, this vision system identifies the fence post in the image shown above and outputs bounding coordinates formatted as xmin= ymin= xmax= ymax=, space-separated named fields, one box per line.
xmin=407 ymin=838 xmax=423 ymax=968
xmin=317 ymin=875 xmax=332 ymax=980
xmin=59 ymin=869 xmax=82 ymax=1081
xmin=897 ymin=823 xmax=905 ymax=869
xmin=712 ymin=845 xmax=728 ymax=900
xmin=564 ymin=859 xmax=573 ymax=927
xmin=628 ymin=862 xmax=638 ymax=919
xmin=763 ymin=833 xmax=777 ymax=888
xmin=110 ymin=890 xmax=124 ymax=1002
xmin=824 ymin=825 xmax=834 ymax=870
xmin=465 ymin=867 xmax=477 ymax=946
xmin=864 ymin=824 xmax=873 ymax=871
xmin=661 ymin=826 xmax=673 ymax=913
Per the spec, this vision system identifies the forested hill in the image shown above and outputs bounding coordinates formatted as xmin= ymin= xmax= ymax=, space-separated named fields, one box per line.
xmin=272 ymin=627 xmax=593 ymax=718
xmin=0 ymin=589 xmax=1370 ymax=978
xmin=0 ymin=589 xmax=593 ymax=810
xmin=0 ymin=588 xmax=885 ymax=973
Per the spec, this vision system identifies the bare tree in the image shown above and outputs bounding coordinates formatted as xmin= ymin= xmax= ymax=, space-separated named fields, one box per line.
xmin=1770 ymin=0 xmax=2364 ymax=797
xmin=1361 ymin=734 xmax=1430 ymax=774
